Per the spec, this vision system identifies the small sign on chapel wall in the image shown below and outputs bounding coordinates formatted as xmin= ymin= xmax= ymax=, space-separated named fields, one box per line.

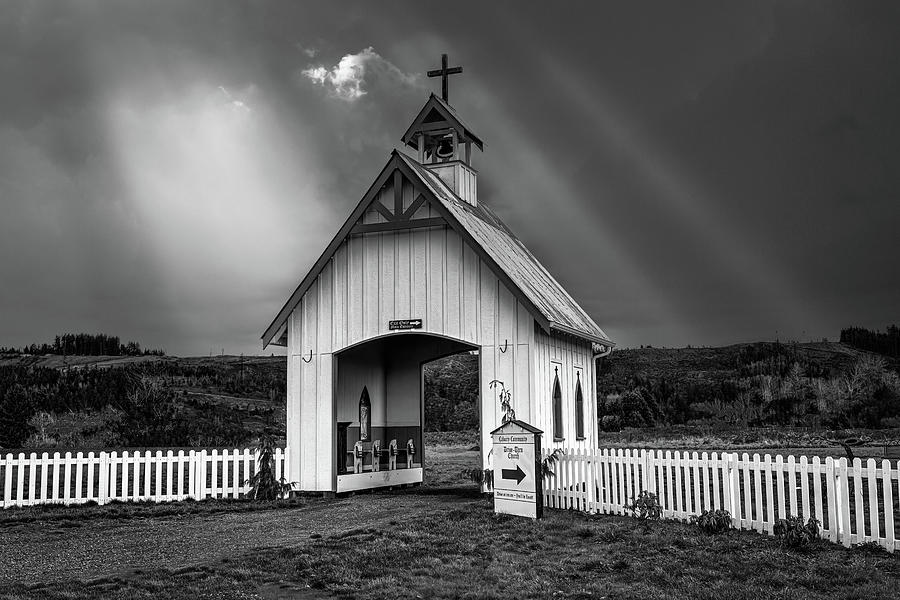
xmin=389 ymin=319 xmax=423 ymax=331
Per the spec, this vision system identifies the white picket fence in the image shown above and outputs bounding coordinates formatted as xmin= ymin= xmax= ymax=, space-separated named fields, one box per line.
xmin=1 ymin=448 xmax=285 ymax=508
xmin=543 ymin=448 xmax=900 ymax=552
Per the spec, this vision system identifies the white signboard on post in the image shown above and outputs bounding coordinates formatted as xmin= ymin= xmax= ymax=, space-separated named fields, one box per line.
xmin=491 ymin=420 xmax=543 ymax=519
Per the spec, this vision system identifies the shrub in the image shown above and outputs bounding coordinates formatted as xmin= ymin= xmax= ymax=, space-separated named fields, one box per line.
xmin=244 ymin=431 xmax=294 ymax=501
xmin=463 ymin=468 xmax=493 ymax=490
xmin=691 ymin=509 xmax=732 ymax=534
xmin=773 ymin=514 xmax=820 ymax=549
xmin=626 ymin=491 xmax=662 ymax=521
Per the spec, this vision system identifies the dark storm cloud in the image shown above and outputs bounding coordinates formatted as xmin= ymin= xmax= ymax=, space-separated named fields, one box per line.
xmin=0 ymin=1 xmax=897 ymax=354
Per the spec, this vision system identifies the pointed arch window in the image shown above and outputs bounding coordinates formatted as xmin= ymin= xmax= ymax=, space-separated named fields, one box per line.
xmin=359 ymin=386 xmax=371 ymax=441
xmin=575 ymin=371 xmax=585 ymax=440
xmin=552 ymin=367 xmax=564 ymax=441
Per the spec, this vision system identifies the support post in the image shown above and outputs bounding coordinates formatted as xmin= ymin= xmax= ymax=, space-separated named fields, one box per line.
xmin=98 ymin=451 xmax=109 ymax=506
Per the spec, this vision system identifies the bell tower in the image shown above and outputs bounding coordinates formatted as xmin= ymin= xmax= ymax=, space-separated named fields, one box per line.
xmin=401 ymin=54 xmax=483 ymax=206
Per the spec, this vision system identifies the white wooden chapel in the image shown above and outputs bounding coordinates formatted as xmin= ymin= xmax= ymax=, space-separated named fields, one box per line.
xmin=262 ymin=55 xmax=614 ymax=494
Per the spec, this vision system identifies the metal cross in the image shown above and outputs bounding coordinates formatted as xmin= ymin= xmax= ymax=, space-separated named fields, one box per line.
xmin=427 ymin=53 xmax=463 ymax=103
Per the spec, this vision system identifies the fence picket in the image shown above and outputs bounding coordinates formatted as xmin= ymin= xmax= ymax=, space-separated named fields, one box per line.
xmin=691 ymin=452 xmax=703 ymax=515
xmin=750 ymin=454 xmax=763 ymax=532
xmin=838 ymin=458 xmax=852 ymax=547
xmin=788 ymin=455 xmax=799 ymax=518
xmin=15 ymin=453 xmax=25 ymax=507
xmin=825 ymin=457 xmax=838 ymax=542
xmin=866 ymin=458 xmax=878 ymax=542
xmin=799 ymin=456 xmax=810 ymax=523
xmin=243 ymin=449 xmax=252 ymax=497
xmin=812 ymin=456 xmax=824 ymax=534
xmin=99 ymin=452 xmax=109 ymax=505
xmin=231 ymin=449 xmax=240 ymax=498
xmin=883 ymin=459 xmax=895 ymax=551
xmin=155 ymin=451 xmax=163 ymax=499
xmin=144 ymin=450 xmax=152 ymax=499
xmin=729 ymin=453 xmax=741 ymax=527
xmin=775 ymin=454 xmax=785 ymax=520
xmin=673 ymin=451 xmax=684 ymax=519
xmin=740 ymin=453 xmax=751 ymax=529
xmin=711 ymin=452 xmax=721 ymax=512
xmin=853 ymin=458 xmax=864 ymax=543
xmin=27 ymin=453 xmax=37 ymax=507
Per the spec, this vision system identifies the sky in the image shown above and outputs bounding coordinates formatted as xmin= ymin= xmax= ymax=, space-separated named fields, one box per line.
xmin=1 ymin=1 xmax=898 ymax=356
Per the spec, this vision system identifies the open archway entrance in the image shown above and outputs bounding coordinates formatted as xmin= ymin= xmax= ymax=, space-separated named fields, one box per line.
xmin=422 ymin=350 xmax=481 ymax=486
xmin=333 ymin=333 xmax=478 ymax=493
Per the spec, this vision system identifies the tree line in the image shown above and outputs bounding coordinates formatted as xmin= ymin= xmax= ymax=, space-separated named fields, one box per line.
xmin=0 ymin=359 xmax=285 ymax=449
xmin=840 ymin=325 xmax=900 ymax=358
xmin=0 ymin=333 xmax=165 ymax=357
xmin=597 ymin=341 xmax=900 ymax=431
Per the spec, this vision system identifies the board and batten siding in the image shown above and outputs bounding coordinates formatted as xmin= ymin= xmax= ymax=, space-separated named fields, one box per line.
xmin=286 ymin=197 xmax=538 ymax=489
xmin=531 ymin=329 xmax=596 ymax=454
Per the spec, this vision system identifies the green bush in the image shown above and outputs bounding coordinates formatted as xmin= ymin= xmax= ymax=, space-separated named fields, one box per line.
xmin=691 ymin=509 xmax=732 ymax=534
xmin=773 ymin=514 xmax=820 ymax=550
xmin=626 ymin=491 xmax=662 ymax=521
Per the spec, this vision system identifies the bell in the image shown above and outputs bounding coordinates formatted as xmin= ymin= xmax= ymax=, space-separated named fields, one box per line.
xmin=435 ymin=136 xmax=454 ymax=159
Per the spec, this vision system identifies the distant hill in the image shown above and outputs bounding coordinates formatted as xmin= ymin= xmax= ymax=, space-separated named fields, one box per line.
xmin=598 ymin=341 xmax=887 ymax=386
xmin=0 ymin=354 xmax=286 ymax=450
xmin=596 ymin=341 xmax=900 ymax=431
xmin=4 ymin=339 xmax=899 ymax=451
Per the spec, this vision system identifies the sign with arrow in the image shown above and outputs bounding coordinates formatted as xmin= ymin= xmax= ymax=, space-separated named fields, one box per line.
xmin=501 ymin=465 xmax=526 ymax=485
xmin=490 ymin=419 xmax=543 ymax=519
xmin=389 ymin=319 xmax=423 ymax=331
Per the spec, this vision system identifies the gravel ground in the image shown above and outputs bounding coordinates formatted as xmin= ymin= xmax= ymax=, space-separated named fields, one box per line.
xmin=0 ymin=447 xmax=482 ymax=586
xmin=0 ymin=487 xmax=479 ymax=585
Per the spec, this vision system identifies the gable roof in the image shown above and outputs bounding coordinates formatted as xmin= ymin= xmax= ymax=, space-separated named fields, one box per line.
xmin=400 ymin=93 xmax=484 ymax=151
xmin=490 ymin=419 xmax=543 ymax=436
xmin=398 ymin=153 xmax=612 ymax=346
xmin=261 ymin=150 xmax=612 ymax=349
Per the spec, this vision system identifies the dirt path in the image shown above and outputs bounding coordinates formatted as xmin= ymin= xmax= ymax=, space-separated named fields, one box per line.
xmin=0 ymin=488 xmax=478 ymax=586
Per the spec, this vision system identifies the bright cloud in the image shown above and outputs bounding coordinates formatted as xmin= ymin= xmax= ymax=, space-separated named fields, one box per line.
xmin=301 ymin=47 xmax=418 ymax=101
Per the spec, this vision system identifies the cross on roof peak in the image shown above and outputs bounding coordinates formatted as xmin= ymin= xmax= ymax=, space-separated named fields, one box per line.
xmin=427 ymin=53 xmax=462 ymax=103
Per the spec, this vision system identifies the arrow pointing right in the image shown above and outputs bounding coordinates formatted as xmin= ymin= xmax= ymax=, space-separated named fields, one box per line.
xmin=501 ymin=465 xmax=526 ymax=485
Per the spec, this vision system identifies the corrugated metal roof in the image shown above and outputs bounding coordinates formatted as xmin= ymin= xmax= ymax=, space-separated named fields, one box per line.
xmin=400 ymin=153 xmax=612 ymax=346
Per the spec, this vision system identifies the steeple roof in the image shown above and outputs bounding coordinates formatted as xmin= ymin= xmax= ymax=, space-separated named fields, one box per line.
xmin=400 ymin=93 xmax=484 ymax=151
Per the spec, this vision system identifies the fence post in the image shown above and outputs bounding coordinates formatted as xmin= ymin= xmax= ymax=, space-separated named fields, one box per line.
xmin=584 ymin=449 xmax=596 ymax=513
xmin=188 ymin=450 xmax=196 ymax=500
xmin=197 ymin=450 xmax=208 ymax=500
xmin=728 ymin=453 xmax=740 ymax=528
xmin=642 ymin=449 xmax=654 ymax=497
xmin=2 ymin=454 xmax=11 ymax=509
xmin=98 ymin=451 xmax=109 ymax=505
xmin=837 ymin=458 xmax=852 ymax=547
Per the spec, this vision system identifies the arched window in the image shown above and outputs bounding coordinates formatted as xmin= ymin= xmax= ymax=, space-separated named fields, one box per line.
xmin=552 ymin=367 xmax=563 ymax=441
xmin=359 ymin=386 xmax=371 ymax=441
xmin=575 ymin=372 xmax=585 ymax=440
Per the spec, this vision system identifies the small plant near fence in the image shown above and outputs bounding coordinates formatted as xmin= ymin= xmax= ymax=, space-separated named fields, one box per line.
xmin=244 ymin=431 xmax=294 ymax=501
xmin=691 ymin=509 xmax=732 ymax=534
xmin=541 ymin=448 xmax=565 ymax=479
xmin=464 ymin=467 xmax=494 ymax=490
xmin=773 ymin=514 xmax=821 ymax=550
xmin=626 ymin=490 xmax=662 ymax=521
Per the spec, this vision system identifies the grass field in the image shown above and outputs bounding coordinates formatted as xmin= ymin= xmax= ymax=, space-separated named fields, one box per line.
xmin=2 ymin=442 xmax=900 ymax=599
